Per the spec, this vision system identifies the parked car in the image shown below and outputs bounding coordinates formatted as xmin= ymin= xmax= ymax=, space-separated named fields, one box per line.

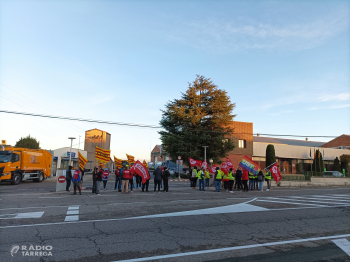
xmin=169 ymin=168 xmax=175 ymax=176
xmin=323 ymin=171 xmax=343 ymax=177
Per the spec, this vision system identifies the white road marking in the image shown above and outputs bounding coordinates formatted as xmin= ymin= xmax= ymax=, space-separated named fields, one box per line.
xmin=67 ymin=210 xmax=79 ymax=215
xmin=64 ymin=206 xmax=79 ymax=221
xmin=299 ymin=196 xmax=350 ymax=202
xmin=270 ymin=197 xmax=350 ymax=206
xmin=112 ymin=234 xmax=350 ymax=262
xmin=39 ymin=197 xmax=65 ymax=199
xmin=332 ymin=238 xmax=350 ymax=256
xmin=311 ymin=195 xmax=350 ymax=199
xmin=108 ymin=202 xmax=146 ymax=205
xmin=256 ymin=199 xmax=327 ymax=207
xmin=171 ymin=200 xmax=202 ymax=202
xmin=0 ymin=205 xmax=80 ymax=211
xmin=0 ymin=211 xmax=44 ymax=219
xmin=65 ymin=215 xmax=79 ymax=221
xmin=287 ymin=196 xmax=350 ymax=204
xmin=172 ymin=193 xmax=191 ymax=194
xmin=68 ymin=206 xmax=80 ymax=210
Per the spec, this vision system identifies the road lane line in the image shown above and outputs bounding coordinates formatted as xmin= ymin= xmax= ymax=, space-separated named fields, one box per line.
xmin=171 ymin=200 xmax=202 ymax=202
xmin=256 ymin=199 xmax=327 ymax=207
xmin=332 ymin=238 xmax=350 ymax=256
xmin=64 ymin=206 xmax=79 ymax=222
xmin=287 ymin=196 xmax=350 ymax=204
xmin=0 ymin=205 xmax=80 ymax=211
xmin=298 ymin=196 xmax=350 ymax=202
xmin=108 ymin=202 xmax=147 ymax=205
xmin=273 ymin=197 xmax=350 ymax=205
xmin=111 ymin=234 xmax=350 ymax=262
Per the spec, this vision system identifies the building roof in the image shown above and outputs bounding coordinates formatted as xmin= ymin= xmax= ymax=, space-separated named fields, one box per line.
xmin=320 ymin=134 xmax=350 ymax=149
xmin=85 ymin=128 xmax=111 ymax=134
xmin=253 ymin=136 xmax=325 ymax=147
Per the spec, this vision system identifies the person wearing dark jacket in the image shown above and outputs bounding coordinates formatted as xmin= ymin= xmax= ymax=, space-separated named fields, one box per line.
xmin=142 ymin=171 xmax=150 ymax=192
xmin=162 ymin=167 xmax=170 ymax=192
xmin=66 ymin=166 xmax=73 ymax=192
xmin=234 ymin=167 xmax=243 ymax=191
xmin=114 ymin=168 xmax=120 ymax=190
xmin=92 ymin=167 xmax=98 ymax=194
xmin=153 ymin=166 xmax=162 ymax=192
xmin=257 ymin=171 xmax=265 ymax=191
xmin=95 ymin=167 xmax=103 ymax=195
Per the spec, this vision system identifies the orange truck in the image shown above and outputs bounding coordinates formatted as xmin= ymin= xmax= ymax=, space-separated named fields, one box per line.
xmin=0 ymin=146 xmax=53 ymax=185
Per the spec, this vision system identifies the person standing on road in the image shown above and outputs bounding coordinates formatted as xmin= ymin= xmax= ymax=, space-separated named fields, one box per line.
xmin=234 ymin=167 xmax=243 ymax=191
xmin=189 ymin=167 xmax=193 ymax=188
xmin=242 ymin=169 xmax=249 ymax=192
xmin=198 ymin=167 xmax=205 ymax=191
xmin=66 ymin=166 xmax=73 ymax=192
xmin=228 ymin=168 xmax=235 ymax=193
xmin=72 ymin=168 xmax=82 ymax=195
xmin=121 ymin=165 xmax=130 ymax=193
xmin=142 ymin=170 xmax=150 ymax=192
xmin=153 ymin=166 xmax=162 ymax=192
xmin=162 ymin=167 xmax=170 ymax=192
xmin=222 ymin=170 xmax=229 ymax=192
xmin=257 ymin=170 xmax=265 ymax=191
xmin=265 ymin=170 xmax=271 ymax=191
xmin=117 ymin=166 xmax=123 ymax=192
xmin=95 ymin=167 xmax=103 ymax=195
xmin=248 ymin=172 xmax=254 ymax=190
xmin=205 ymin=168 xmax=210 ymax=189
xmin=214 ymin=167 xmax=222 ymax=192
xmin=129 ymin=169 xmax=134 ymax=193
xmin=254 ymin=172 xmax=259 ymax=190
xmin=114 ymin=168 xmax=120 ymax=190
xmin=102 ymin=168 xmax=110 ymax=190
xmin=92 ymin=167 xmax=98 ymax=194
xmin=192 ymin=166 xmax=198 ymax=189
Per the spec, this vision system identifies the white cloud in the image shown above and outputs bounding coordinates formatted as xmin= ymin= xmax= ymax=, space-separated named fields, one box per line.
xmin=329 ymin=104 xmax=350 ymax=109
xmin=163 ymin=9 xmax=349 ymax=51
xmin=318 ymin=93 xmax=350 ymax=102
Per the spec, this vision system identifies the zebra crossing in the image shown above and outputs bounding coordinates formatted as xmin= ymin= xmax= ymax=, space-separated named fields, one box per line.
xmin=256 ymin=193 xmax=350 ymax=207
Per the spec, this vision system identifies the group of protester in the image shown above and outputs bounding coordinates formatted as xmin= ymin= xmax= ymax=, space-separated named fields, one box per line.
xmin=91 ymin=165 xmax=171 ymax=195
xmin=190 ymin=166 xmax=271 ymax=193
xmin=67 ymin=163 xmax=271 ymax=196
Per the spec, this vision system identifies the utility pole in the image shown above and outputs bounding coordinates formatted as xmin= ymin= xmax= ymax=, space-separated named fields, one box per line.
xmin=68 ymin=137 xmax=76 ymax=167
xmin=202 ymin=146 xmax=208 ymax=166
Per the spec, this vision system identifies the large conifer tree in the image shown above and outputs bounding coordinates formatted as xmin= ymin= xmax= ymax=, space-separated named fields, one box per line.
xmin=159 ymin=75 xmax=235 ymax=165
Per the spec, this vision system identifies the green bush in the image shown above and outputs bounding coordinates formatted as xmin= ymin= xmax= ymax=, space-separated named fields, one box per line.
xmin=296 ymin=163 xmax=304 ymax=174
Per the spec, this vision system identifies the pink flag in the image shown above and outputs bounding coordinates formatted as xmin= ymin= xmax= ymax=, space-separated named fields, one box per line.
xmin=211 ymin=165 xmax=217 ymax=174
xmin=201 ymin=160 xmax=208 ymax=169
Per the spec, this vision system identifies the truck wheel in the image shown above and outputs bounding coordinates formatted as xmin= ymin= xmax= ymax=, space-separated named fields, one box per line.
xmin=34 ymin=172 xmax=44 ymax=183
xmin=11 ymin=173 xmax=22 ymax=185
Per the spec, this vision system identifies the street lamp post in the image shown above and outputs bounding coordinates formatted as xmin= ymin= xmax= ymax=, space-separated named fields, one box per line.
xmin=202 ymin=146 xmax=208 ymax=166
xmin=68 ymin=137 xmax=76 ymax=167
xmin=209 ymin=159 xmax=213 ymax=169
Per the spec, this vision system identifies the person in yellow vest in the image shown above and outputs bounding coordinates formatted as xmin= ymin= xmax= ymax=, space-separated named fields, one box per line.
xmin=214 ymin=167 xmax=223 ymax=192
xmin=254 ymin=172 xmax=259 ymax=190
xmin=222 ymin=170 xmax=229 ymax=192
xmin=204 ymin=168 xmax=210 ymax=189
xmin=198 ymin=167 xmax=206 ymax=191
xmin=265 ymin=170 xmax=271 ymax=191
xmin=228 ymin=168 xmax=235 ymax=193
xmin=248 ymin=172 xmax=254 ymax=190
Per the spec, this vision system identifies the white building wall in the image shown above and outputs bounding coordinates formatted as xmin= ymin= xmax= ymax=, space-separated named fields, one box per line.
xmin=253 ymin=142 xmax=349 ymax=161
xmin=53 ymin=147 xmax=87 ymax=168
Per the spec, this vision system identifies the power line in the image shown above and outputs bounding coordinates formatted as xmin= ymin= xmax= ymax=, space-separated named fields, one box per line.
xmin=0 ymin=110 xmax=339 ymax=138
xmin=0 ymin=110 xmax=161 ymax=129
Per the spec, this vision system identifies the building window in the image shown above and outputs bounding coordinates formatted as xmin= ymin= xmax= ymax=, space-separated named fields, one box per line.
xmin=238 ymin=140 xmax=246 ymax=148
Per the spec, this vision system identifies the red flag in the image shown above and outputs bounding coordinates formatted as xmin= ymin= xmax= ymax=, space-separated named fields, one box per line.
xmin=211 ymin=165 xmax=217 ymax=174
xmin=221 ymin=162 xmax=229 ymax=175
xmin=133 ymin=160 xmax=150 ymax=183
xmin=270 ymin=163 xmax=282 ymax=183
xmin=188 ymin=157 xmax=202 ymax=168
xmin=225 ymin=158 xmax=235 ymax=173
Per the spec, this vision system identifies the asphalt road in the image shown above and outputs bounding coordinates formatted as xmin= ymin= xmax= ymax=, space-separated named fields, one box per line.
xmin=0 ymin=174 xmax=350 ymax=262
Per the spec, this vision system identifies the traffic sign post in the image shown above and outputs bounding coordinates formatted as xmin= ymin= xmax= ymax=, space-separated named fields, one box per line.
xmin=56 ymin=170 xmax=72 ymax=192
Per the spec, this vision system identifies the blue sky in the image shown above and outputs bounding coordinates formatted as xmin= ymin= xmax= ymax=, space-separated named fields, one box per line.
xmin=0 ymin=0 xmax=349 ymax=161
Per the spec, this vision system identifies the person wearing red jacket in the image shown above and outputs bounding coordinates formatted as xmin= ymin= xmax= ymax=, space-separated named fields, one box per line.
xmin=121 ymin=165 xmax=131 ymax=193
xmin=242 ymin=169 xmax=249 ymax=192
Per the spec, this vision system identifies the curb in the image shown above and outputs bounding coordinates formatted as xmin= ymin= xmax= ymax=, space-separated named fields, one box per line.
xmin=169 ymin=179 xmax=189 ymax=182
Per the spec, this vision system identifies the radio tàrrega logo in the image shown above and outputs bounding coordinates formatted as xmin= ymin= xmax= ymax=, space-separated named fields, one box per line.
xmin=10 ymin=245 xmax=20 ymax=257
xmin=10 ymin=244 xmax=53 ymax=257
